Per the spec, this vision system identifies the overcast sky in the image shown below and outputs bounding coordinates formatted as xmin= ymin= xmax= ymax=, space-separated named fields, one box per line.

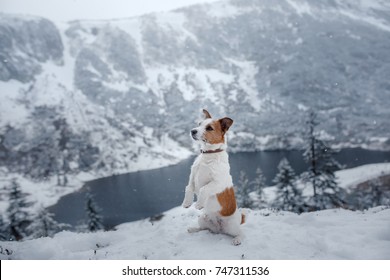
xmin=0 ymin=0 xmax=220 ymax=21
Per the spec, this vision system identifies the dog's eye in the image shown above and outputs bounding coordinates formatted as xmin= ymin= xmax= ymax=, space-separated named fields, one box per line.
xmin=206 ymin=126 xmax=213 ymax=131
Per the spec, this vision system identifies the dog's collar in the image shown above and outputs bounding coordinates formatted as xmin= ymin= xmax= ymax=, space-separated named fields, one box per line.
xmin=200 ymin=148 xmax=224 ymax=154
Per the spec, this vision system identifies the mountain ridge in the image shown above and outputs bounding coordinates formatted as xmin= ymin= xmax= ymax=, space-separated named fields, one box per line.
xmin=1 ymin=0 xmax=390 ymax=180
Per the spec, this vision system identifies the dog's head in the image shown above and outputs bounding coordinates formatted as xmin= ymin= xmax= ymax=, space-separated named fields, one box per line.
xmin=190 ymin=109 xmax=233 ymax=147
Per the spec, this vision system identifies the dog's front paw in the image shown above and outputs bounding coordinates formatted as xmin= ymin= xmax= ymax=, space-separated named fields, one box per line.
xmin=182 ymin=201 xmax=193 ymax=208
xmin=195 ymin=202 xmax=204 ymax=210
xmin=187 ymin=227 xmax=201 ymax=233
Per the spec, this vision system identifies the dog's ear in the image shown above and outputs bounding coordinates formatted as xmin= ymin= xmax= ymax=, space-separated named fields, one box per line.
xmin=202 ymin=109 xmax=212 ymax=119
xmin=219 ymin=117 xmax=233 ymax=133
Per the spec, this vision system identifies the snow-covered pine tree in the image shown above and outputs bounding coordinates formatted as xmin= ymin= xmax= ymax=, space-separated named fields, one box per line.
xmin=362 ymin=179 xmax=390 ymax=208
xmin=250 ymin=167 xmax=267 ymax=209
xmin=302 ymin=111 xmax=321 ymax=199
xmin=302 ymin=111 xmax=344 ymax=210
xmin=370 ymin=179 xmax=383 ymax=207
xmin=54 ymin=118 xmax=71 ymax=186
xmin=0 ymin=215 xmax=8 ymax=241
xmin=85 ymin=192 xmax=104 ymax=232
xmin=272 ymin=158 xmax=303 ymax=213
xmin=6 ymin=179 xmax=33 ymax=241
xmin=235 ymin=170 xmax=253 ymax=208
xmin=27 ymin=207 xmax=65 ymax=239
xmin=315 ymin=148 xmax=345 ymax=209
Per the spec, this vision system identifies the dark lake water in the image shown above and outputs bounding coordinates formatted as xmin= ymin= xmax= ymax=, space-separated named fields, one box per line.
xmin=49 ymin=148 xmax=390 ymax=229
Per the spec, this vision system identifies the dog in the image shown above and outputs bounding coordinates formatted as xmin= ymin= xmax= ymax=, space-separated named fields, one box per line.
xmin=182 ymin=109 xmax=245 ymax=246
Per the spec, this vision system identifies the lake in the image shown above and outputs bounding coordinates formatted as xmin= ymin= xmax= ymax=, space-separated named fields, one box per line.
xmin=49 ymin=148 xmax=390 ymax=229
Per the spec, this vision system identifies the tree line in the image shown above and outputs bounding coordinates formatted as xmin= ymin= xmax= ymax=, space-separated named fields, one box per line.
xmin=235 ymin=111 xmax=390 ymax=213
xmin=0 ymin=180 xmax=104 ymax=242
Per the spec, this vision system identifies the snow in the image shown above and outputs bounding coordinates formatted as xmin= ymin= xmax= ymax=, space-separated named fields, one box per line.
xmin=206 ymin=1 xmax=244 ymax=18
xmin=337 ymin=163 xmax=390 ymax=190
xmin=355 ymin=0 xmax=390 ymax=11
xmin=1 ymin=205 xmax=389 ymax=260
xmin=297 ymin=103 xmax=309 ymax=111
xmin=146 ymin=66 xmax=234 ymax=102
xmin=0 ymin=80 xmax=30 ymax=127
xmin=0 ymin=0 xmax=221 ymax=22
xmin=156 ymin=11 xmax=198 ymax=43
xmin=226 ymin=59 xmax=263 ymax=111
xmin=285 ymin=0 xmax=314 ymax=17
xmin=339 ymin=9 xmax=390 ymax=32
xmin=112 ymin=18 xmax=144 ymax=56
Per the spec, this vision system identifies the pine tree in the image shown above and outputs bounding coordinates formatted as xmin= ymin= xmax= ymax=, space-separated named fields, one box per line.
xmin=27 ymin=207 xmax=65 ymax=239
xmin=370 ymin=179 xmax=383 ymax=207
xmin=272 ymin=158 xmax=303 ymax=213
xmin=6 ymin=179 xmax=33 ymax=241
xmin=316 ymin=148 xmax=345 ymax=209
xmin=302 ymin=111 xmax=344 ymax=210
xmin=85 ymin=192 xmax=104 ymax=232
xmin=302 ymin=111 xmax=321 ymax=199
xmin=250 ymin=167 xmax=267 ymax=209
xmin=362 ymin=179 xmax=390 ymax=208
xmin=235 ymin=171 xmax=253 ymax=208
xmin=0 ymin=215 xmax=8 ymax=241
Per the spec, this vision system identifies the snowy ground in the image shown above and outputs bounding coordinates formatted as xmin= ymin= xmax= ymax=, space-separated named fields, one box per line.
xmin=1 ymin=205 xmax=389 ymax=260
xmin=1 ymin=163 xmax=390 ymax=260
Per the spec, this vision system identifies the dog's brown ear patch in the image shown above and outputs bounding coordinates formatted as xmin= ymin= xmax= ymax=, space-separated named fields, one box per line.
xmin=217 ymin=187 xmax=237 ymax=217
xmin=219 ymin=117 xmax=233 ymax=133
xmin=203 ymin=109 xmax=212 ymax=119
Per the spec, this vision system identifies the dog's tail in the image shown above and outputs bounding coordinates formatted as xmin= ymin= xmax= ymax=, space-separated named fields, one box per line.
xmin=240 ymin=209 xmax=246 ymax=224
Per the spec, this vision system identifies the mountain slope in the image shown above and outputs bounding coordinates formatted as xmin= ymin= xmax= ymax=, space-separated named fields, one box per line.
xmin=1 ymin=0 xmax=390 ymax=180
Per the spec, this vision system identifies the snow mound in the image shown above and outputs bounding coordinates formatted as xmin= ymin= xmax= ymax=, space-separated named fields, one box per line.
xmin=337 ymin=163 xmax=390 ymax=189
xmin=1 ymin=206 xmax=389 ymax=260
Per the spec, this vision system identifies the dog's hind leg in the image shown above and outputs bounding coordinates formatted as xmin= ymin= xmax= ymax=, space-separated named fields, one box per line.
xmin=232 ymin=235 xmax=242 ymax=246
xmin=220 ymin=214 xmax=243 ymax=246
xmin=187 ymin=227 xmax=206 ymax=233
xmin=188 ymin=214 xmax=219 ymax=233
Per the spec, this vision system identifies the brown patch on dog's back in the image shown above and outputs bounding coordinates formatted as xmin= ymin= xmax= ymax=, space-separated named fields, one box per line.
xmin=217 ymin=187 xmax=237 ymax=216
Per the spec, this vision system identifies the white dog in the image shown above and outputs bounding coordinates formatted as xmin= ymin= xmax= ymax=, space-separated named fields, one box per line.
xmin=182 ymin=109 xmax=245 ymax=246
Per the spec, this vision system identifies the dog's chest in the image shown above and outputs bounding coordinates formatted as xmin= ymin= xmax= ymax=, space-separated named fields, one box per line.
xmin=192 ymin=153 xmax=232 ymax=192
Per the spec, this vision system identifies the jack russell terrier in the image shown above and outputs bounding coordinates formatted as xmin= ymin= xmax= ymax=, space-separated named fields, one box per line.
xmin=182 ymin=109 xmax=245 ymax=246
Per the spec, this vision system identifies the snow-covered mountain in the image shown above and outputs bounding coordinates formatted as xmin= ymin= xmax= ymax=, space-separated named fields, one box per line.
xmin=1 ymin=0 xmax=390 ymax=179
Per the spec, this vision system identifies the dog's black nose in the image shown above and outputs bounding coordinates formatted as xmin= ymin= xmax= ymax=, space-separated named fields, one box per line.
xmin=191 ymin=129 xmax=197 ymax=136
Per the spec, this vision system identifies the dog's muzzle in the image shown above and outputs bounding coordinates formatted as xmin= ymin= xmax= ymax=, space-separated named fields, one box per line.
xmin=191 ymin=129 xmax=198 ymax=140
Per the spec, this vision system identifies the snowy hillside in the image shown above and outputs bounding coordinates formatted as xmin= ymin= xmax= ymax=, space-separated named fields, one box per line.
xmin=1 ymin=0 xmax=390 ymax=183
xmin=1 ymin=0 xmax=390 ymax=247
xmin=1 ymin=205 xmax=389 ymax=260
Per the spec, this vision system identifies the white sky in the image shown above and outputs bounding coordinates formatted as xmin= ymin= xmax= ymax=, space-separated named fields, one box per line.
xmin=0 ymin=0 xmax=220 ymax=21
